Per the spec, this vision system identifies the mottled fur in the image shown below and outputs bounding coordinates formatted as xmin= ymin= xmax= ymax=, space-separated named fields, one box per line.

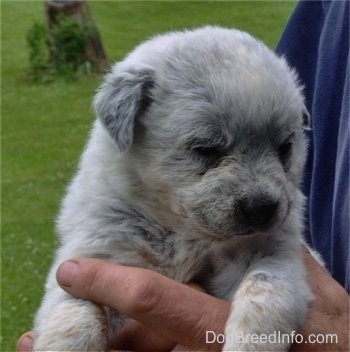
xmin=34 ymin=26 xmax=313 ymax=351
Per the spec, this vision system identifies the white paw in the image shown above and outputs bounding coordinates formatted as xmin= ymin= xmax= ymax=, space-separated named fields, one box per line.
xmin=34 ymin=299 xmax=108 ymax=351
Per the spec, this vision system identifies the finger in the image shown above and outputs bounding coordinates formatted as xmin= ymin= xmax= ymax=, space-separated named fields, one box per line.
xmin=57 ymin=259 xmax=229 ymax=350
xmin=302 ymin=246 xmax=348 ymax=302
xmin=16 ymin=332 xmax=33 ymax=352
xmin=292 ymin=247 xmax=350 ymax=352
xmin=301 ymin=246 xmax=328 ymax=276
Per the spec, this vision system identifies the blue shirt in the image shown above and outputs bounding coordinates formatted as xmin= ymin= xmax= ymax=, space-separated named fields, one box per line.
xmin=276 ymin=0 xmax=349 ymax=291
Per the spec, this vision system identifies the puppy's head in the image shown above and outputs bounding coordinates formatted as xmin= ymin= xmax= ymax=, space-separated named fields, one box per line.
xmin=94 ymin=26 xmax=310 ymax=239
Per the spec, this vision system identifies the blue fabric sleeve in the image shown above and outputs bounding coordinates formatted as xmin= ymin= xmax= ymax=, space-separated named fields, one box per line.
xmin=276 ymin=0 xmax=349 ymax=291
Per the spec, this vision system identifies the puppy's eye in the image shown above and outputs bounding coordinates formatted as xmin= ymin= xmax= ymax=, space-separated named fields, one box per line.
xmin=277 ymin=138 xmax=293 ymax=165
xmin=189 ymin=143 xmax=226 ymax=174
xmin=193 ymin=145 xmax=222 ymax=159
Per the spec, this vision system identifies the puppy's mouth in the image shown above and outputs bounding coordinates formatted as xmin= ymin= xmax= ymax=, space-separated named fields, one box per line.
xmin=192 ymin=220 xmax=271 ymax=241
xmin=237 ymin=228 xmax=260 ymax=236
xmin=235 ymin=217 xmax=279 ymax=236
xmin=236 ymin=224 xmax=274 ymax=237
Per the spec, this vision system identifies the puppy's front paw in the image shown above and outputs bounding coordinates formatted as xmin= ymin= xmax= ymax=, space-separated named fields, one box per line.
xmin=34 ymin=299 xmax=108 ymax=351
xmin=221 ymin=273 xmax=303 ymax=352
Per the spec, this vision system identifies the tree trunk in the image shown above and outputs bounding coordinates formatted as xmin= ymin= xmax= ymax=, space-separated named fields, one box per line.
xmin=44 ymin=0 xmax=107 ymax=71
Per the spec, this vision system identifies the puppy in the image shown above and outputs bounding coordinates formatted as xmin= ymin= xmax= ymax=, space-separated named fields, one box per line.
xmin=34 ymin=26 xmax=313 ymax=351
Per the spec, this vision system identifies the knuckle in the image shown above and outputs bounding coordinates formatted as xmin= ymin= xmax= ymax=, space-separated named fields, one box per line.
xmin=125 ymin=272 xmax=162 ymax=316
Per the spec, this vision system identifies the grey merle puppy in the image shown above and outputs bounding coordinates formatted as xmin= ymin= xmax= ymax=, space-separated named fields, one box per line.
xmin=34 ymin=26 xmax=313 ymax=351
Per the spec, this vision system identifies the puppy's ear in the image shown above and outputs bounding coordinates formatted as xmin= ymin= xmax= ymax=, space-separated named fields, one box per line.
xmin=302 ymin=107 xmax=311 ymax=130
xmin=94 ymin=67 xmax=154 ymax=152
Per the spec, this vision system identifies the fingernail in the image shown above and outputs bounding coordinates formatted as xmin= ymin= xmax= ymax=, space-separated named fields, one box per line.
xmin=17 ymin=333 xmax=33 ymax=352
xmin=57 ymin=260 xmax=78 ymax=287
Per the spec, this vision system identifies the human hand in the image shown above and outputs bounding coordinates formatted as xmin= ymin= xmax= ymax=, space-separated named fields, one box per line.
xmin=290 ymin=247 xmax=349 ymax=351
xmin=17 ymin=259 xmax=230 ymax=351
xmin=17 ymin=250 xmax=349 ymax=352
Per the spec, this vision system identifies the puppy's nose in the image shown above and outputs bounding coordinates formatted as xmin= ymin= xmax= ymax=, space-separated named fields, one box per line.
xmin=238 ymin=197 xmax=278 ymax=228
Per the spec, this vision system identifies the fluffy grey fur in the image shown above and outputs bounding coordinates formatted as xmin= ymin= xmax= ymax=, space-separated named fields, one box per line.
xmin=34 ymin=26 xmax=313 ymax=351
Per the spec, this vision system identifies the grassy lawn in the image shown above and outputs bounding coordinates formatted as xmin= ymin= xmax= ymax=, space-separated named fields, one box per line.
xmin=1 ymin=1 xmax=296 ymax=350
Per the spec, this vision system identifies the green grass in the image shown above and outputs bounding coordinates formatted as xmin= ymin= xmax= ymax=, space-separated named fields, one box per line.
xmin=1 ymin=1 xmax=296 ymax=350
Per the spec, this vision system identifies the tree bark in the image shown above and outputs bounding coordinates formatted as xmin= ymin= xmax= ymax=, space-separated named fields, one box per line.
xmin=44 ymin=0 xmax=107 ymax=71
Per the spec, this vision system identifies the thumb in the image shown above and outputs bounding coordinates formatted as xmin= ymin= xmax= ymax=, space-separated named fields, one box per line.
xmin=56 ymin=259 xmax=229 ymax=350
xmin=16 ymin=332 xmax=33 ymax=352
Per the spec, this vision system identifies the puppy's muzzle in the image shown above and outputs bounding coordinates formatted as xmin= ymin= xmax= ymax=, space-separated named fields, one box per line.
xmin=236 ymin=196 xmax=279 ymax=232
